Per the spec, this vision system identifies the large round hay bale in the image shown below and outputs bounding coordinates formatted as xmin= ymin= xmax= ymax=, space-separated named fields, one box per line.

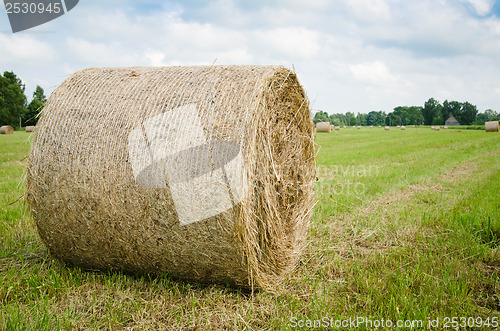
xmin=25 ymin=65 xmax=315 ymax=290
xmin=485 ymin=121 xmax=500 ymax=132
xmin=401 ymin=126 xmax=406 ymax=130
xmin=0 ymin=125 xmax=14 ymax=134
xmin=25 ymin=126 xmax=35 ymax=132
xmin=316 ymin=122 xmax=331 ymax=133
xmin=384 ymin=126 xmax=390 ymax=130
xmin=434 ymin=126 xmax=441 ymax=131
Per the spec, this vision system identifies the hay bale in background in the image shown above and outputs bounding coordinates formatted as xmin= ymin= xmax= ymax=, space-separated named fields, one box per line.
xmin=0 ymin=125 xmax=14 ymax=134
xmin=396 ymin=125 xmax=400 ymax=128
xmin=434 ymin=126 xmax=441 ymax=131
xmin=25 ymin=126 xmax=35 ymax=132
xmin=384 ymin=126 xmax=390 ymax=130
xmin=316 ymin=122 xmax=331 ymax=133
xmin=357 ymin=126 xmax=361 ymax=129
xmin=26 ymin=65 xmax=315 ymax=290
xmin=401 ymin=126 xmax=406 ymax=130
xmin=485 ymin=121 xmax=500 ymax=132
xmin=443 ymin=126 xmax=448 ymax=129
xmin=334 ymin=126 xmax=340 ymax=131
xmin=343 ymin=126 xmax=346 ymax=128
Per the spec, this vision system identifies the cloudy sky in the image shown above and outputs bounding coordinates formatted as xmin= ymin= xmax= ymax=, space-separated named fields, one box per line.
xmin=1 ymin=0 xmax=500 ymax=114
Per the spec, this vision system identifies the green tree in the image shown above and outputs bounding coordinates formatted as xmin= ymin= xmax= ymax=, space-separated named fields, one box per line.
xmin=24 ymin=85 xmax=46 ymax=126
xmin=0 ymin=71 xmax=27 ymax=128
xmin=345 ymin=112 xmax=356 ymax=126
xmin=476 ymin=109 xmax=499 ymax=124
xmin=422 ymin=98 xmax=440 ymax=125
xmin=366 ymin=110 xmax=386 ymax=126
xmin=356 ymin=113 xmax=367 ymax=126
xmin=459 ymin=101 xmax=478 ymax=125
xmin=313 ymin=111 xmax=330 ymax=124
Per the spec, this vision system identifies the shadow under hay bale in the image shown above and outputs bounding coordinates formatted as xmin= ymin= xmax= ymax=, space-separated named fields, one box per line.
xmin=485 ymin=121 xmax=499 ymax=132
xmin=0 ymin=125 xmax=14 ymax=134
xmin=26 ymin=65 xmax=316 ymax=290
xmin=316 ymin=122 xmax=331 ymax=133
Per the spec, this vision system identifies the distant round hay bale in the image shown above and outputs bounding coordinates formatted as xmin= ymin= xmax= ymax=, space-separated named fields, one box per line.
xmin=378 ymin=125 xmax=381 ymax=128
xmin=316 ymin=122 xmax=331 ymax=133
xmin=401 ymin=126 xmax=406 ymax=130
xmin=431 ymin=126 xmax=435 ymax=130
xmin=343 ymin=125 xmax=346 ymax=128
xmin=357 ymin=126 xmax=361 ymax=129
xmin=384 ymin=126 xmax=390 ymax=130
xmin=396 ymin=125 xmax=400 ymax=128
xmin=0 ymin=125 xmax=14 ymax=134
xmin=485 ymin=121 xmax=499 ymax=132
xmin=434 ymin=126 xmax=441 ymax=131
xmin=334 ymin=126 xmax=340 ymax=130
xmin=25 ymin=126 xmax=35 ymax=132
xmin=443 ymin=126 xmax=448 ymax=129
xmin=26 ymin=65 xmax=315 ymax=290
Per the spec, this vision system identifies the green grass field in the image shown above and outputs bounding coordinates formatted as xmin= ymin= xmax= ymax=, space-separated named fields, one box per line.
xmin=1 ymin=128 xmax=499 ymax=330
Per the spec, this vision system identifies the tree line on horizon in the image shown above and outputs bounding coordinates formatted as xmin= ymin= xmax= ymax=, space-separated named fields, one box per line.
xmin=313 ymin=98 xmax=499 ymax=127
xmin=0 ymin=71 xmax=46 ymax=128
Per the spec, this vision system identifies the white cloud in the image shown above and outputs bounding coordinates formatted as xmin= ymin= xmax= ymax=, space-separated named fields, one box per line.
xmin=254 ymin=28 xmax=321 ymax=59
xmin=345 ymin=0 xmax=392 ymax=23
xmin=349 ymin=61 xmax=397 ymax=86
xmin=0 ymin=34 xmax=57 ymax=65
xmin=464 ymin=0 xmax=493 ymax=15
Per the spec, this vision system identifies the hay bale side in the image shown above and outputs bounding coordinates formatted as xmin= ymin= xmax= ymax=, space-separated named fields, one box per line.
xmin=485 ymin=121 xmax=500 ymax=132
xmin=434 ymin=126 xmax=441 ymax=131
xmin=401 ymin=126 xmax=406 ymax=130
xmin=26 ymin=65 xmax=315 ymax=290
xmin=384 ymin=126 xmax=390 ymax=130
xmin=316 ymin=122 xmax=331 ymax=133
xmin=0 ymin=125 xmax=14 ymax=134
xmin=334 ymin=126 xmax=340 ymax=130
xmin=25 ymin=126 xmax=35 ymax=132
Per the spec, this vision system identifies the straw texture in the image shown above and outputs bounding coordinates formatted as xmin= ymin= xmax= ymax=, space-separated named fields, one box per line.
xmin=25 ymin=65 xmax=315 ymax=290
xmin=485 ymin=121 xmax=499 ymax=132
xmin=0 ymin=125 xmax=14 ymax=134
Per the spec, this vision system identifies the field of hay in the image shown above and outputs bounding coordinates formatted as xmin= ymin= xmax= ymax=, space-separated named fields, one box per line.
xmin=1 ymin=127 xmax=499 ymax=330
